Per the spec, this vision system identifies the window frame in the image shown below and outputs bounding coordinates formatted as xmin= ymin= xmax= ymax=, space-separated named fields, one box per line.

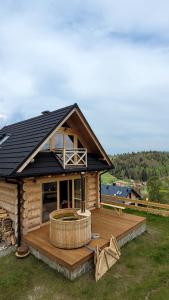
xmin=41 ymin=176 xmax=85 ymax=223
xmin=0 ymin=134 xmax=10 ymax=146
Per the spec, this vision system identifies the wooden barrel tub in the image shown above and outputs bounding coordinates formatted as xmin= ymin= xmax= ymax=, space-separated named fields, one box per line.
xmin=49 ymin=209 xmax=91 ymax=249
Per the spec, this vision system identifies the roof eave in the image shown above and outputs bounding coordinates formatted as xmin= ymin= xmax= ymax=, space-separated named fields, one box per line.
xmin=9 ymin=165 xmax=112 ymax=179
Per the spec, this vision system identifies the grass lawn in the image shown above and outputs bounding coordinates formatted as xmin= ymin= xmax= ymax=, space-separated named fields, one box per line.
xmin=1 ymin=210 xmax=169 ymax=300
xmin=101 ymin=172 xmax=116 ymax=185
xmin=101 ymin=172 xmax=134 ymax=186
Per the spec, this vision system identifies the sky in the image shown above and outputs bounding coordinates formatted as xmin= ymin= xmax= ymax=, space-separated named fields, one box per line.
xmin=0 ymin=0 xmax=169 ymax=154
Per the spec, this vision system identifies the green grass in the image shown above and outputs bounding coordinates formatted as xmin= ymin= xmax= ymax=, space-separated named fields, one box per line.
xmin=101 ymin=172 xmax=117 ymax=185
xmin=101 ymin=172 xmax=134 ymax=186
xmin=1 ymin=211 xmax=169 ymax=300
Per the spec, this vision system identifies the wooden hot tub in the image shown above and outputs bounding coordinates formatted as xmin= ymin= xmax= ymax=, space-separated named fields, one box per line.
xmin=49 ymin=209 xmax=91 ymax=249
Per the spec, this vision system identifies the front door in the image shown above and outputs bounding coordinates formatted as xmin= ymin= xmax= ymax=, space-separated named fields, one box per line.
xmin=60 ymin=180 xmax=72 ymax=209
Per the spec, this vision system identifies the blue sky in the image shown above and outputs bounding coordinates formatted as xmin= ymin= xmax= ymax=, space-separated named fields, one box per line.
xmin=0 ymin=1 xmax=169 ymax=154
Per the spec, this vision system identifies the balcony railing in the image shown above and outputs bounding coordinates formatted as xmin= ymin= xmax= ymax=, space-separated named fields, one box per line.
xmin=55 ymin=148 xmax=87 ymax=169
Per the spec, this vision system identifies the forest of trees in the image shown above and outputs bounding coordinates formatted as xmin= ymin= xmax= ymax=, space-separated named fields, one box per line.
xmin=110 ymin=151 xmax=169 ymax=182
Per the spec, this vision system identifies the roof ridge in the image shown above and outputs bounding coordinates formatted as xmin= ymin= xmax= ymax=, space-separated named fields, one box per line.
xmin=1 ymin=103 xmax=77 ymax=131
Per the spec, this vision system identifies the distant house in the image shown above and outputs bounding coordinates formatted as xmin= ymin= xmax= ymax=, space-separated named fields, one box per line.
xmin=101 ymin=184 xmax=142 ymax=200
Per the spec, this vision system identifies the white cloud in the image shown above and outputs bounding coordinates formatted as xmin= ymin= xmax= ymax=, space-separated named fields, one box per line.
xmin=0 ymin=114 xmax=6 ymax=120
xmin=0 ymin=1 xmax=169 ymax=153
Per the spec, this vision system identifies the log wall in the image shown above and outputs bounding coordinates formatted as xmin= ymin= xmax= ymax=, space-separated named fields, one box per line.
xmin=22 ymin=180 xmax=41 ymax=235
xmin=0 ymin=180 xmax=18 ymax=232
xmin=86 ymin=173 xmax=100 ymax=210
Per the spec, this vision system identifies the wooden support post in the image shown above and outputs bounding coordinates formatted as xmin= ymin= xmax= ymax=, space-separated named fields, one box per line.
xmin=96 ymin=173 xmax=100 ymax=208
xmin=57 ymin=181 xmax=60 ymax=210
xmin=72 ymin=180 xmax=75 ymax=209
xmin=81 ymin=172 xmax=86 ymax=213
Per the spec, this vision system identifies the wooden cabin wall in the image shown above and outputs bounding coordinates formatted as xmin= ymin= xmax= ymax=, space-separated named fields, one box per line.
xmin=22 ymin=180 xmax=41 ymax=235
xmin=0 ymin=180 xmax=18 ymax=232
xmin=86 ymin=173 xmax=100 ymax=210
xmin=22 ymin=172 xmax=100 ymax=234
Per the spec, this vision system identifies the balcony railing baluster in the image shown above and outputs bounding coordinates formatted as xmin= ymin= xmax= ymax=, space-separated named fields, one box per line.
xmin=55 ymin=148 xmax=87 ymax=168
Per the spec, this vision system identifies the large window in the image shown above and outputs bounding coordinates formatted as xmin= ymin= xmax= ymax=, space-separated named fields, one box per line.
xmin=59 ymin=180 xmax=72 ymax=209
xmin=65 ymin=134 xmax=74 ymax=149
xmin=55 ymin=133 xmax=64 ymax=148
xmin=55 ymin=133 xmax=74 ymax=149
xmin=42 ymin=182 xmax=57 ymax=222
xmin=41 ymin=130 xmax=84 ymax=152
xmin=41 ymin=178 xmax=84 ymax=223
xmin=74 ymin=179 xmax=82 ymax=208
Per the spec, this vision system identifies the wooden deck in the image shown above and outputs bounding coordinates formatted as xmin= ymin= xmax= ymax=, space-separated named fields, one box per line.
xmin=24 ymin=208 xmax=146 ymax=270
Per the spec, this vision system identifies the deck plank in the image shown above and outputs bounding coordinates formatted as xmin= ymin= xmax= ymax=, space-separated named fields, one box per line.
xmin=24 ymin=208 xmax=146 ymax=270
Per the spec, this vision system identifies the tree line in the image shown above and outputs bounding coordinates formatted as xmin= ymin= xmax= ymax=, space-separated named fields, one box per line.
xmin=110 ymin=151 xmax=169 ymax=182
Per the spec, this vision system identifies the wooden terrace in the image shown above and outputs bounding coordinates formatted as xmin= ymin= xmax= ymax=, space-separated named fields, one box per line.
xmin=24 ymin=208 xmax=146 ymax=271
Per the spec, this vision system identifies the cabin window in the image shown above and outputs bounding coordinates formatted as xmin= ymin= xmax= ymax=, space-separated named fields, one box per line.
xmin=54 ymin=131 xmax=84 ymax=151
xmin=55 ymin=133 xmax=64 ymax=148
xmin=41 ymin=178 xmax=85 ymax=222
xmin=65 ymin=135 xmax=74 ymax=149
xmin=74 ymin=179 xmax=82 ymax=208
xmin=42 ymin=182 xmax=57 ymax=222
xmin=59 ymin=180 xmax=73 ymax=209
xmin=55 ymin=133 xmax=74 ymax=149
xmin=0 ymin=134 xmax=9 ymax=146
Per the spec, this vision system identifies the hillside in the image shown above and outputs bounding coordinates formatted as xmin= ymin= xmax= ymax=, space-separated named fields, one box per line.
xmin=110 ymin=151 xmax=169 ymax=182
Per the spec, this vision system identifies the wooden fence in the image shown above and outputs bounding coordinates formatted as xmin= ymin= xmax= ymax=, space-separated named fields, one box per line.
xmin=101 ymin=194 xmax=169 ymax=217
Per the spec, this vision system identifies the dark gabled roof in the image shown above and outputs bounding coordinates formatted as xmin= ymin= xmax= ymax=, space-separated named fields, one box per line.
xmin=0 ymin=104 xmax=76 ymax=177
xmin=0 ymin=103 xmax=112 ymax=178
xmin=101 ymin=184 xmax=142 ymax=199
xmin=11 ymin=152 xmax=110 ymax=178
xmin=101 ymin=184 xmax=132 ymax=198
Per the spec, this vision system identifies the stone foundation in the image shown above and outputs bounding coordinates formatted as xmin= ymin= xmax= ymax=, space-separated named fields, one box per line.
xmin=29 ymin=246 xmax=93 ymax=280
xmin=29 ymin=222 xmax=146 ymax=280
xmin=117 ymin=222 xmax=146 ymax=248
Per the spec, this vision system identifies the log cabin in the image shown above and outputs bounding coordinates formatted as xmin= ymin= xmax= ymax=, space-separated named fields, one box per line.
xmin=0 ymin=103 xmax=146 ymax=280
xmin=0 ymin=104 xmax=112 ymax=238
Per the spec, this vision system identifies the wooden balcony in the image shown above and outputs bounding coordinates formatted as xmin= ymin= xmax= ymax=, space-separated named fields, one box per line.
xmin=55 ymin=148 xmax=87 ymax=169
